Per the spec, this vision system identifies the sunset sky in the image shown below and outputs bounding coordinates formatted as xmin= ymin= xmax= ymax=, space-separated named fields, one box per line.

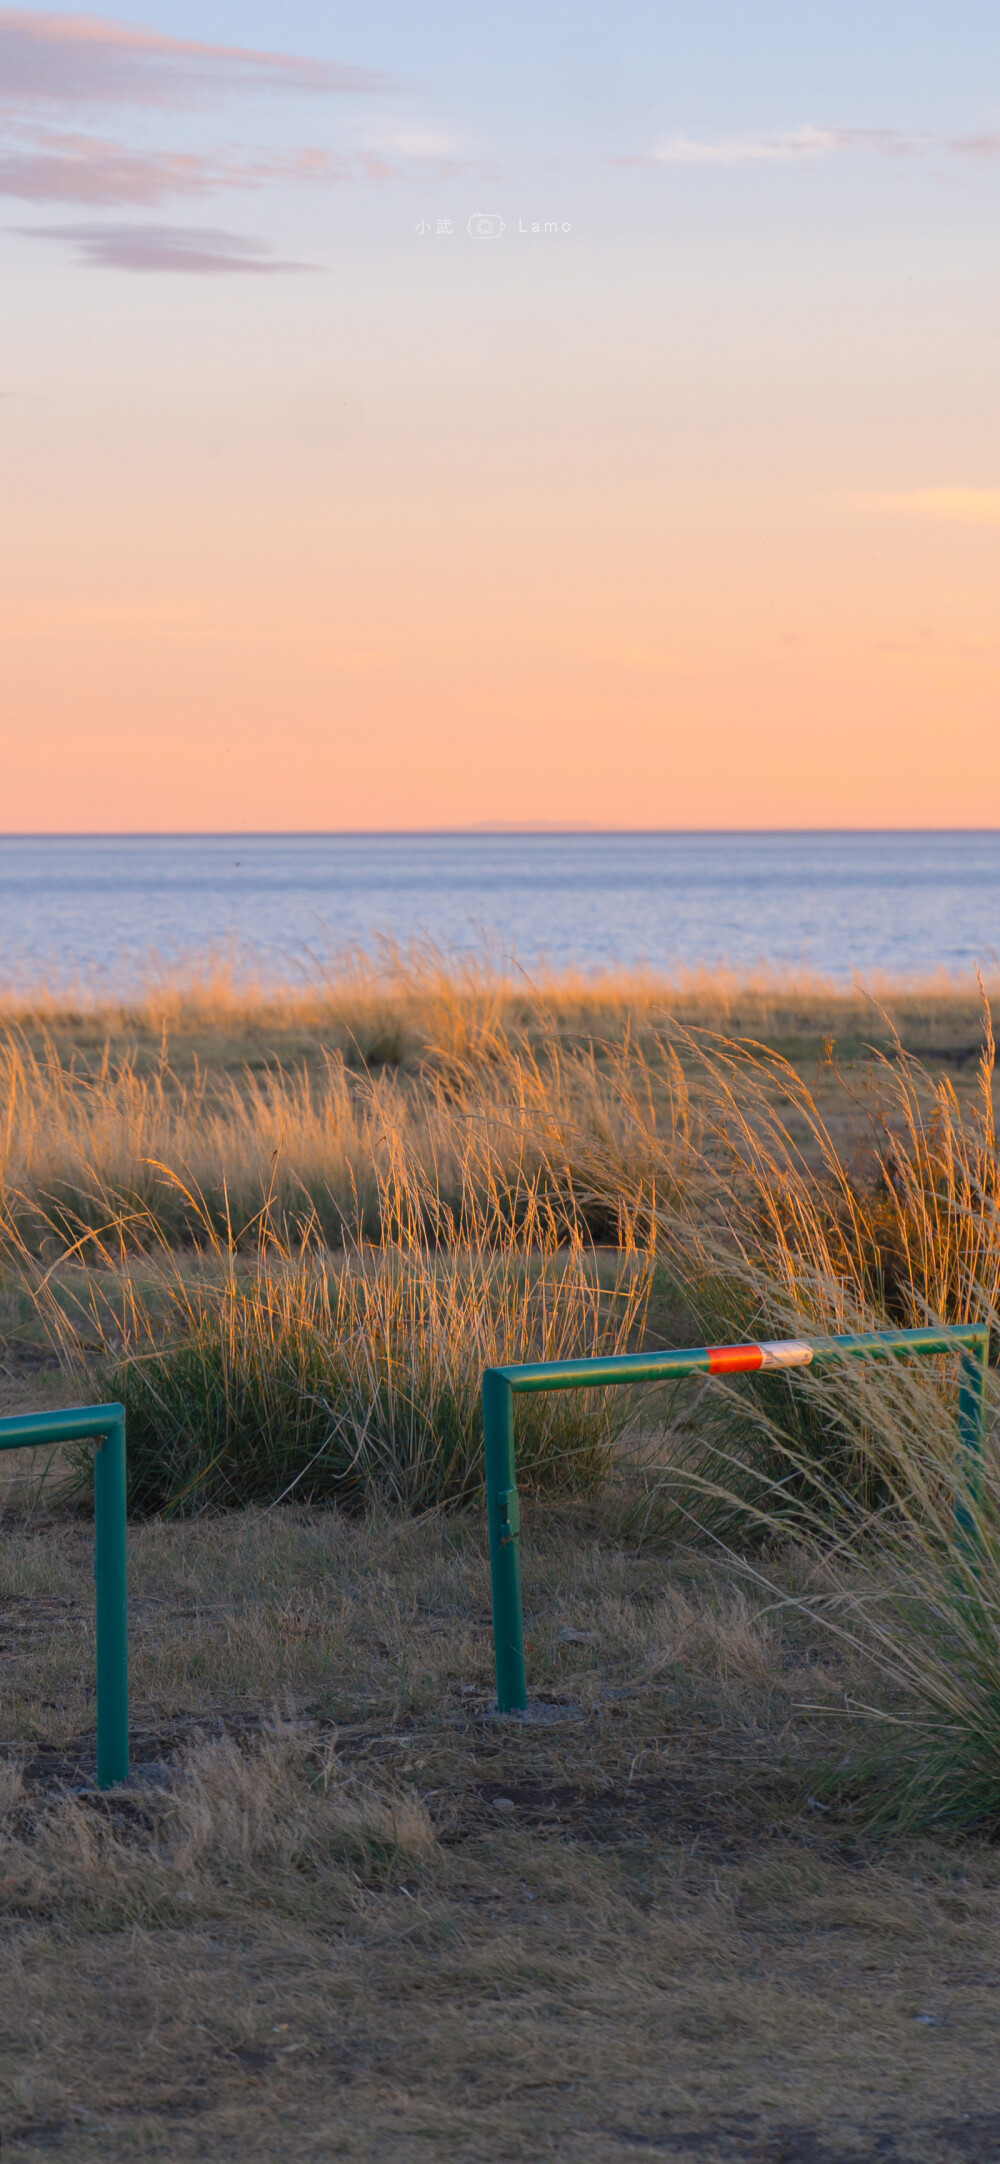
xmin=1 ymin=2 xmax=999 ymax=831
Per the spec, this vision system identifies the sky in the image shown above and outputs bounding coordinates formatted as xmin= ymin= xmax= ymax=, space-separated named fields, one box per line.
xmin=1 ymin=1 xmax=999 ymax=831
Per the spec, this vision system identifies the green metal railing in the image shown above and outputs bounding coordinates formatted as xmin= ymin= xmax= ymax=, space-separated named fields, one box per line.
xmin=0 ymin=1404 xmax=128 ymax=1788
xmin=482 ymin=1325 xmax=990 ymax=1714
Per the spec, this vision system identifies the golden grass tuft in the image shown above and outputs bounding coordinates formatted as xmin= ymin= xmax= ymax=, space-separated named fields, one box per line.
xmin=8 ymin=1115 xmax=653 ymax=1513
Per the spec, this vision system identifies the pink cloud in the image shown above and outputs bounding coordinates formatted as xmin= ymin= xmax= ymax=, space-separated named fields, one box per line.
xmin=0 ymin=10 xmax=392 ymax=107
xmin=0 ymin=128 xmax=352 ymax=203
xmin=951 ymin=132 xmax=1000 ymax=159
xmin=21 ymin=220 xmax=316 ymax=271
xmin=0 ymin=12 xmax=475 ymax=228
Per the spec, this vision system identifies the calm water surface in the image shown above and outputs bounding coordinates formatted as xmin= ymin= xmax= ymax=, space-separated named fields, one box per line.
xmin=0 ymin=832 xmax=995 ymax=992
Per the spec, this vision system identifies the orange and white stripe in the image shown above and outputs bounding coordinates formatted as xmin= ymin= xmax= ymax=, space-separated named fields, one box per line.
xmin=706 ymin=1339 xmax=814 ymax=1375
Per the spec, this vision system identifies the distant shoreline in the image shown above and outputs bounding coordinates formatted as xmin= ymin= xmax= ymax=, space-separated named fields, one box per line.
xmin=2 ymin=826 xmax=1000 ymax=841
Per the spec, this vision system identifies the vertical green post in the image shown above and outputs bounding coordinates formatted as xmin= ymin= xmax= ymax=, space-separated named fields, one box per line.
xmin=483 ymin=1370 xmax=528 ymax=1713
xmin=956 ymin=1333 xmax=989 ymax=1568
xmin=94 ymin=1406 xmax=129 ymax=1789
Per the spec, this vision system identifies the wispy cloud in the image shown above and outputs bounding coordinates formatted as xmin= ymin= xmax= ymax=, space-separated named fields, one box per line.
xmin=0 ymin=14 xmax=467 ymax=215
xmin=21 ymin=221 xmax=315 ymax=272
xmin=0 ymin=10 xmax=391 ymax=108
xmin=0 ymin=128 xmax=352 ymax=204
xmin=621 ymin=125 xmax=916 ymax=167
xmin=865 ymin=489 xmax=1000 ymax=525
xmin=621 ymin=123 xmax=1000 ymax=169
xmin=361 ymin=123 xmax=474 ymax=164
xmin=951 ymin=132 xmax=1000 ymax=159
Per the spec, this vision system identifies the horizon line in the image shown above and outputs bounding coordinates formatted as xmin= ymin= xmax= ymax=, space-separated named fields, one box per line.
xmin=2 ymin=826 xmax=1000 ymax=842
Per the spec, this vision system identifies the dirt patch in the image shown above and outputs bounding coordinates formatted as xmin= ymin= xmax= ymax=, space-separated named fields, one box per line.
xmin=0 ymin=1507 xmax=995 ymax=2161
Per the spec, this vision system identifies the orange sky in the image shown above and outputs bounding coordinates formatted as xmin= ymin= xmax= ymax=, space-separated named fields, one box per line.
xmin=1 ymin=5 xmax=998 ymax=829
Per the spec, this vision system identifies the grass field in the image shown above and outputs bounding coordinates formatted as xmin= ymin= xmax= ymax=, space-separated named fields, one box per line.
xmin=1 ymin=958 xmax=999 ymax=2161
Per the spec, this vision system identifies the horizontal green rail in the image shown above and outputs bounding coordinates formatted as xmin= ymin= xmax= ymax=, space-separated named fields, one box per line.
xmin=0 ymin=1405 xmax=128 ymax=1789
xmin=483 ymin=1326 xmax=990 ymax=1714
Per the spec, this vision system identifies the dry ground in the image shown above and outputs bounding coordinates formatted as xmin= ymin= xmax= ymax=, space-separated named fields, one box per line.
xmin=0 ymin=1365 xmax=997 ymax=2162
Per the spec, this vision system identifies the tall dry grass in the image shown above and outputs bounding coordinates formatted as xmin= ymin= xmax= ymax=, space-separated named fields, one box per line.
xmin=660 ymin=1341 xmax=1000 ymax=1832
xmin=14 ymin=1125 xmax=652 ymax=1514
xmin=3 ymin=939 xmax=996 ymax=1056
xmin=549 ymin=1004 xmax=1000 ymax=1831
xmin=548 ymin=996 xmax=1000 ymax=1352
xmin=3 ymin=970 xmax=997 ymax=1534
xmin=0 ymin=1022 xmax=686 ymax=1254
xmin=5 ymin=959 xmax=1000 ymax=1827
xmin=673 ymin=1009 xmax=1000 ymax=1332
xmin=0 ymin=1029 xmax=436 ymax=1247
xmin=0 ymin=945 xmax=994 ymax=1253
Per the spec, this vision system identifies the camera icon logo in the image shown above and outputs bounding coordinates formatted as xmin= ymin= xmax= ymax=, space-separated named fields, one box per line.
xmin=466 ymin=212 xmax=505 ymax=240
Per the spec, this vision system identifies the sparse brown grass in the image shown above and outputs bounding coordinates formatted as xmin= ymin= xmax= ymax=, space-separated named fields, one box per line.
xmin=0 ymin=1493 xmax=998 ymax=2159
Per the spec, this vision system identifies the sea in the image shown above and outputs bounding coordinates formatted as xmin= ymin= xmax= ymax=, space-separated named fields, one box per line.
xmin=0 ymin=831 xmax=996 ymax=995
